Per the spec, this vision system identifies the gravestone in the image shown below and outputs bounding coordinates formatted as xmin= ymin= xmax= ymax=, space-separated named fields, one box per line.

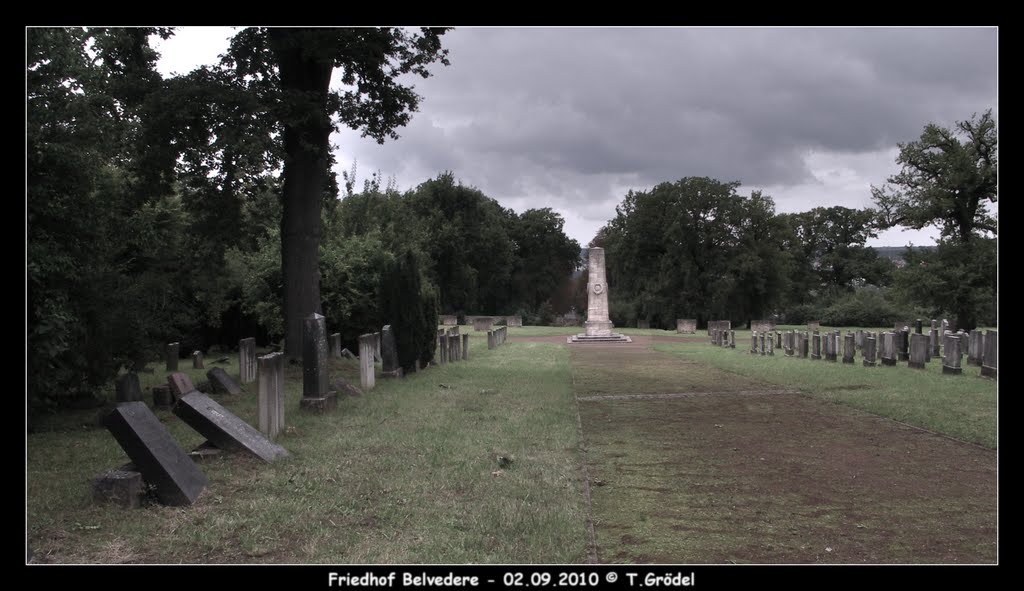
xmin=329 ymin=333 xmax=342 ymax=359
xmin=441 ymin=315 xmax=458 ymax=326
xmin=729 ymin=330 xmax=736 ymax=348
xmin=473 ymin=317 xmax=494 ymax=332
xmin=152 ymin=385 xmax=174 ymax=408
xmin=506 ymin=316 xmax=523 ymax=327
xmin=115 ymin=373 xmax=143 ymax=403
xmin=300 ymin=312 xmax=335 ymax=412
xmin=807 ymin=321 xmax=820 ymax=332
xmin=381 ymin=325 xmax=401 ymax=377
xmin=192 ymin=351 xmax=204 ymax=369
xmin=931 ymin=321 xmax=940 ymax=357
xmin=206 ymin=367 xmax=244 ymax=395
xmin=863 ymin=335 xmax=877 ymax=367
xmin=942 ymin=335 xmax=963 ymax=375
xmin=374 ymin=332 xmax=382 ymax=363
xmin=967 ymin=330 xmax=982 ymax=366
xmin=638 ymin=319 xmax=650 ymax=329
xmin=897 ymin=329 xmax=910 ymax=362
xmin=784 ymin=331 xmax=793 ymax=356
xmin=166 ymin=342 xmax=179 ymax=371
xmin=811 ymin=332 xmax=821 ymax=360
xmin=174 ymin=391 xmax=290 ymax=463
xmin=915 ymin=319 xmax=923 ymax=334
xmin=855 ymin=330 xmax=864 ymax=351
xmin=908 ymin=333 xmax=929 ymax=369
xmin=437 ymin=330 xmax=447 ymax=364
xmin=751 ymin=319 xmax=776 ymax=334
xmin=677 ymin=319 xmax=697 ymax=334
xmin=825 ymin=332 xmax=837 ymax=362
xmin=257 ymin=352 xmax=285 ymax=439
xmin=894 ymin=320 xmax=914 ymax=333
xmin=776 ymin=331 xmax=782 ymax=350
xmin=101 ymin=402 xmax=209 ymax=506
xmin=766 ymin=333 xmax=774 ymax=356
xmin=800 ymin=331 xmax=809 ymax=358
xmin=843 ymin=333 xmax=855 ymax=364
xmin=721 ymin=329 xmax=730 ymax=348
xmin=487 ymin=330 xmax=495 ymax=350
xmin=92 ymin=467 xmax=144 ymax=509
xmin=359 ymin=334 xmax=376 ymax=391
xmin=751 ymin=331 xmax=759 ymax=355
xmin=239 ymin=338 xmax=256 ymax=384
xmin=166 ymin=372 xmax=195 ymax=400
xmin=462 ymin=333 xmax=470 ymax=360
xmin=980 ymin=330 xmax=997 ymax=379
xmin=448 ymin=328 xmax=459 ymax=361
xmin=881 ymin=332 xmax=897 ymax=366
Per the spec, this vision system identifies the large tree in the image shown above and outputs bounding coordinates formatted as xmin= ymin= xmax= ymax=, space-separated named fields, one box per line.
xmin=871 ymin=110 xmax=997 ymax=244
xmin=227 ymin=28 xmax=449 ymax=356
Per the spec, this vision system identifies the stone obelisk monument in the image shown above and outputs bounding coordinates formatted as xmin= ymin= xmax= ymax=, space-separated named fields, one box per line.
xmin=569 ymin=247 xmax=631 ymax=344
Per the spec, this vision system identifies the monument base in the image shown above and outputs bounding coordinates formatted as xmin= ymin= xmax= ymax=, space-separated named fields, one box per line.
xmin=584 ymin=320 xmax=614 ymax=337
xmin=567 ymin=333 xmax=632 ymax=344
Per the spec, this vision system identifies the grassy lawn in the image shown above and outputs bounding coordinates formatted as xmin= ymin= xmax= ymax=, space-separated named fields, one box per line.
xmin=653 ymin=336 xmax=996 ymax=448
xmin=27 ymin=337 xmax=587 ymax=564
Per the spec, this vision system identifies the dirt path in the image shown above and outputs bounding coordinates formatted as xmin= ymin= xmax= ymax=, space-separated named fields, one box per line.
xmin=569 ymin=342 xmax=997 ymax=564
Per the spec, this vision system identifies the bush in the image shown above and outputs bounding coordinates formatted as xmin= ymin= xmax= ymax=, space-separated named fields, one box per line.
xmin=381 ymin=250 xmax=438 ymax=372
xmin=819 ymin=288 xmax=922 ymax=327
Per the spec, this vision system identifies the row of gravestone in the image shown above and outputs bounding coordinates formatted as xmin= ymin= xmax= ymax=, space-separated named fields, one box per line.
xmin=487 ymin=326 xmax=508 ymax=350
xmin=97 ymin=369 xmax=290 ymax=509
xmin=707 ymin=325 xmax=997 ymax=378
xmin=436 ymin=326 xmax=472 ymax=365
xmin=444 ymin=315 xmax=523 ymax=328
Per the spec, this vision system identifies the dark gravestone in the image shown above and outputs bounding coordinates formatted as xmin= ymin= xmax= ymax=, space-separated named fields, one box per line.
xmin=206 ymin=367 xmax=244 ymax=395
xmin=915 ymin=319 xmax=923 ymax=334
xmin=462 ymin=333 xmax=470 ymax=360
xmin=301 ymin=313 xmax=335 ymax=412
xmin=776 ymin=331 xmax=783 ymax=350
xmin=167 ymin=372 xmax=195 ymax=400
xmin=101 ymin=402 xmax=209 ymax=506
xmin=385 ymin=323 xmax=399 ymax=372
xmin=437 ymin=332 xmax=447 ymax=364
xmin=174 ymin=392 xmax=290 ymax=463
xmin=811 ymin=332 xmax=821 ymax=360
xmin=897 ymin=329 xmax=910 ymax=362
xmin=329 ymin=333 xmax=342 ymax=359
xmin=92 ymin=467 xmax=144 ymax=509
xmin=981 ymin=330 xmax=997 ymax=379
xmin=931 ymin=322 xmax=940 ymax=357
xmin=824 ymin=333 xmax=837 ymax=362
xmin=166 ymin=342 xmax=179 ymax=371
xmin=192 ymin=351 xmax=204 ymax=369
xmin=942 ymin=335 xmax=963 ymax=375
xmin=863 ymin=335 xmax=877 ymax=367
xmin=152 ymin=385 xmax=174 ymax=408
xmin=115 ymin=373 xmax=143 ymax=403
xmin=843 ymin=333 xmax=855 ymax=364
xmin=967 ymin=330 xmax=982 ymax=366
xmin=908 ymin=333 xmax=929 ymax=369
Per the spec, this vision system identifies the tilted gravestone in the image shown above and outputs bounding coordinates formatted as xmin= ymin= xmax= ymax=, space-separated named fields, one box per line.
xmin=942 ymin=335 xmax=963 ymax=375
xmin=257 ymin=352 xmax=285 ymax=439
xmin=908 ymin=333 xmax=929 ymax=369
xmin=206 ymin=367 xmax=244 ymax=395
xmin=239 ymin=338 xmax=256 ymax=384
xmin=174 ymin=391 xmax=290 ymax=463
xmin=167 ymin=372 xmax=195 ymax=401
xmin=192 ymin=351 xmax=204 ymax=369
xmin=101 ymin=402 xmax=209 ymax=506
xmin=863 ymin=335 xmax=877 ymax=367
xmin=301 ymin=313 xmax=335 ymax=412
xmin=166 ymin=342 xmax=179 ymax=371
xmin=359 ymin=333 xmax=376 ymax=391
xmin=980 ymin=330 xmax=997 ymax=379
xmin=115 ymin=372 xmax=143 ymax=403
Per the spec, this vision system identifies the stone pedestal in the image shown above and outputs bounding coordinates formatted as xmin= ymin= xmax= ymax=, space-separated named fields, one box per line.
xmin=570 ymin=248 xmax=631 ymax=344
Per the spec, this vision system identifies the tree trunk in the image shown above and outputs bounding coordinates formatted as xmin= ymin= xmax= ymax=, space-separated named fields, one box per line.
xmin=271 ymin=31 xmax=334 ymax=358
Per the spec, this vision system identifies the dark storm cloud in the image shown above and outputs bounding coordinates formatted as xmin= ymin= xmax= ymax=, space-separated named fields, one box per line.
xmin=329 ymin=26 xmax=995 ymax=242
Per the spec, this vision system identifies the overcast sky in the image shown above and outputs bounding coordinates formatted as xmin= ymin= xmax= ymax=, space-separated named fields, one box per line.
xmin=154 ymin=27 xmax=997 ymax=247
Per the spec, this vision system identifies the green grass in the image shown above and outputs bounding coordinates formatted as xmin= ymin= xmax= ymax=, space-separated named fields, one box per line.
xmin=27 ymin=339 xmax=587 ymax=564
xmin=652 ymin=336 xmax=996 ymax=448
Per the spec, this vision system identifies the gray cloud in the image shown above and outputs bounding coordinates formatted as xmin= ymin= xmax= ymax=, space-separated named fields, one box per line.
xmin=323 ymin=27 xmax=996 ymax=244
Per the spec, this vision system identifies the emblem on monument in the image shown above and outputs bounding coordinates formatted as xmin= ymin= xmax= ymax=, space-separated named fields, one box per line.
xmin=593 ymin=283 xmax=604 ymax=295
